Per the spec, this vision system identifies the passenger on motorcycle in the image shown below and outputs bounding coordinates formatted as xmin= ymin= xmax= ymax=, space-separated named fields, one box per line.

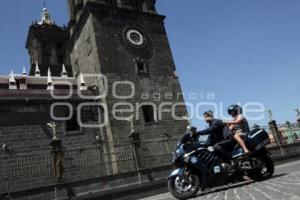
xmin=223 ymin=105 xmax=251 ymax=155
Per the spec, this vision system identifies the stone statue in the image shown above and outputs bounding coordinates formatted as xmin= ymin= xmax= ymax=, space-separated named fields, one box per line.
xmin=294 ymin=109 xmax=300 ymax=126
xmin=125 ymin=115 xmax=135 ymax=134
xmin=182 ymin=114 xmax=192 ymax=130
xmin=267 ymin=110 xmax=273 ymax=120
xmin=182 ymin=114 xmax=191 ymax=125
xmin=48 ymin=121 xmax=65 ymax=182
xmin=47 ymin=121 xmax=57 ymax=140
xmin=54 ymin=151 xmax=65 ymax=182
xmin=294 ymin=109 xmax=300 ymax=117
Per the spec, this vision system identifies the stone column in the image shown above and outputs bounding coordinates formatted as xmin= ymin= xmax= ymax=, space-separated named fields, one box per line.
xmin=296 ymin=118 xmax=300 ymax=139
xmin=269 ymin=120 xmax=285 ymax=155
xmin=286 ymin=121 xmax=296 ymax=144
xmin=129 ymin=131 xmax=142 ymax=184
xmin=95 ymin=136 xmax=106 ymax=176
xmin=297 ymin=118 xmax=300 ymax=127
xmin=269 ymin=120 xmax=282 ymax=145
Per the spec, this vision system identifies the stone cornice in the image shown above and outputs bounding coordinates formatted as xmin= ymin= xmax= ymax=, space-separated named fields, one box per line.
xmin=0 ymin=89 xmax=93 ymax=101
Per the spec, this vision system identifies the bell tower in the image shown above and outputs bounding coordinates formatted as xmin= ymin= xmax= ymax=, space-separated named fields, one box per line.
xmin=67 ymin=0 xmax=188 ymax=141
xmin=26 ymin=6 xmax=72 ymax=76
xmin=67 ymin=0 xmax=156 ymax=35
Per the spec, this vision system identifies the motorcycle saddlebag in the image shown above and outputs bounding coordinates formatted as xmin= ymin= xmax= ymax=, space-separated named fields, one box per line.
xmin=245 ymin=129 xmax=270 ymax=151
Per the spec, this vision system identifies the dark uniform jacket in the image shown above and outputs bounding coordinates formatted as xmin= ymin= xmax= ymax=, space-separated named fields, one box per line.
xmin=181 ymin=119 xmax=231 ymax=146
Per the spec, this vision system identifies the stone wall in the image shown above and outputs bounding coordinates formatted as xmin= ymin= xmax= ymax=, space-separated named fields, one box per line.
xmin=0 ymin=100 xmax=105 ymax=198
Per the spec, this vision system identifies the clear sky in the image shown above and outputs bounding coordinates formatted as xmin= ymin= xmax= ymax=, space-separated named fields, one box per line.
xmin=0 ymin=0 xmax=300 ymax=128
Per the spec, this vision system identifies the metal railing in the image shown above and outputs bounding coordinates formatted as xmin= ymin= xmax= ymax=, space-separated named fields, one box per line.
xmin=0 ymin=137 xmax=179 ymax=195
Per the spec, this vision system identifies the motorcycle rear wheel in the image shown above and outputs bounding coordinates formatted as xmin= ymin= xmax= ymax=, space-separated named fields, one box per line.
xmin=168 ymin=174 xmax=200 ymax=200
xmin=248 ymin=154 xmax=274 ymax=181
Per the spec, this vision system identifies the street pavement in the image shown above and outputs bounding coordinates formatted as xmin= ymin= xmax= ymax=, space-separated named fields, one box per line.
xmin=140 ymin=160 xmax=300 ymax=200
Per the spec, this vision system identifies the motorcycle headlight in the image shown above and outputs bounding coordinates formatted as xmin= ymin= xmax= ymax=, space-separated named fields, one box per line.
xmin=176 ymin=149 xmax=181 ymax=154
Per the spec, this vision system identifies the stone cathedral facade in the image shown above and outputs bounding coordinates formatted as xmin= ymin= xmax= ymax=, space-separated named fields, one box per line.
xmin=0 ymin=0 xmax=188 ymax=199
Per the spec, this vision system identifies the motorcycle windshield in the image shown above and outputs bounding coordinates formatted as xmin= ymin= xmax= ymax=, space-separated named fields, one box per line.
xmin=171 ymin=144 xmax=185 ymax=164
xmin=175 ymin=144 xmax=185 ymax=156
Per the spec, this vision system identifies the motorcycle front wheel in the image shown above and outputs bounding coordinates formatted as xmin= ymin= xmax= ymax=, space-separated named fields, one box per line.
xmin=168 ymin=174 xmax=200 ymax=200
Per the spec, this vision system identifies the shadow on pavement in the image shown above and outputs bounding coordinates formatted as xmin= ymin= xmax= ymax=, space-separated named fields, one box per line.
xmin=196 ymin=173 xmax=288 ymax=198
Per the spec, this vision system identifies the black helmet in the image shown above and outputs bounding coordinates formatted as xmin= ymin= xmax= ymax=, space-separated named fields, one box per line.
xmin=188 ymin=126 xmax=197 ymax=133
xmin=228 ymin=105 xmax=242 ymax=116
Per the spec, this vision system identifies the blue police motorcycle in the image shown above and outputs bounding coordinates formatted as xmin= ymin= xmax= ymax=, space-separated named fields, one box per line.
xmin=168 ymin=128 xmax=274 ymax=199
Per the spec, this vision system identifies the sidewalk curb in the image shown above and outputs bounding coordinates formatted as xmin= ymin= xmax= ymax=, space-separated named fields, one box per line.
xmin=273 ymin=151 xmax=300 ymax=164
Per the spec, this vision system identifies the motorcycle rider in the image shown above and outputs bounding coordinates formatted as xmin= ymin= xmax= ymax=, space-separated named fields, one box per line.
xmin=199 ymin=111 xmax=231 ymax=146
xmin=223 ymin=105 xmax=251 ymax=155
xmin=181 ymin=111 xmax=236 ymax=161
xmin=181 ymin=111 xmax=230 ymax=146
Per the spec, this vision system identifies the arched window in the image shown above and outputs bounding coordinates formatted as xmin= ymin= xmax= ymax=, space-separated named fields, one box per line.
xmin=135 ymin=58 xmax=149 ymax=74
xmin=141 ymin=105 xmax=156 ymax=123
xmin=66 ymin=111 xmax=80 ymax=132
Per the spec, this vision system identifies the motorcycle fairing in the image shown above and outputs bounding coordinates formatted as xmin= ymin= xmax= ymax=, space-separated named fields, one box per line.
xmin=232 ymin=147 xmax=243 ymax=158
xmin=195 ymin=148 xmax=218 ymax=171
xmin=168 ymin=167 xmax=185 ymax=180
xmin=191 ymin=148 xmax=219 ymax=187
